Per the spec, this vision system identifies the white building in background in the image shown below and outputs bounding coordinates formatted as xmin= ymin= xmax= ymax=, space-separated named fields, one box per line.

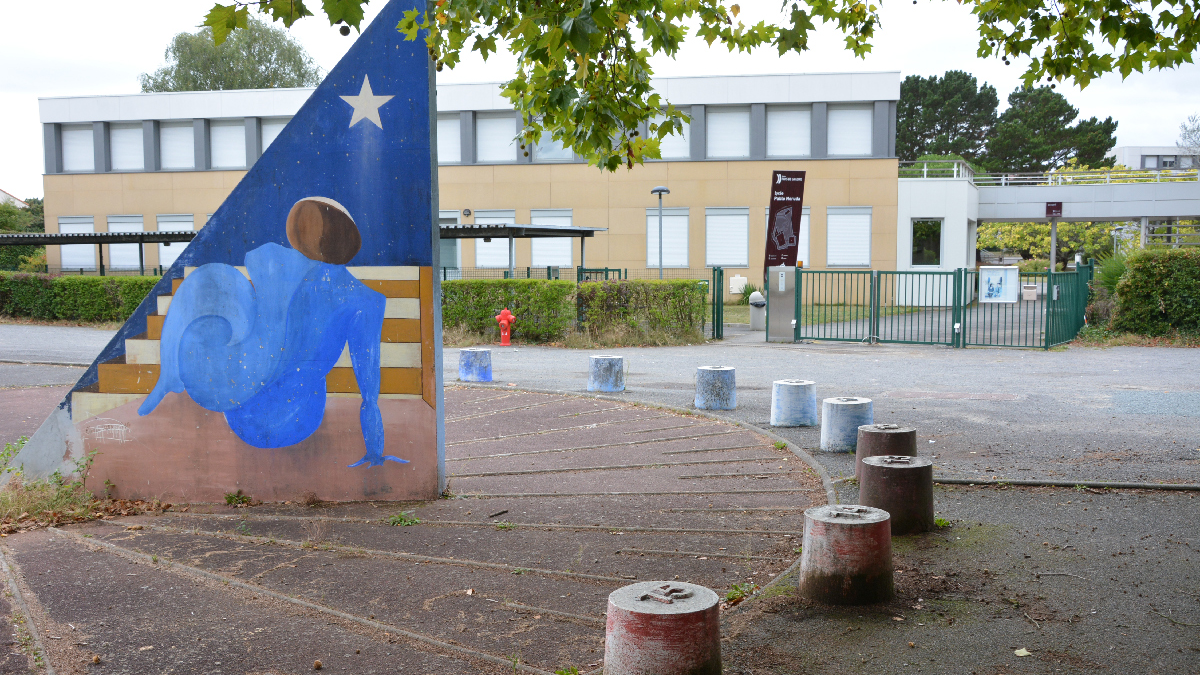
xmin=0 ymin=189 xmax=28 ymax=208
xmin=1109 ymin=146 xmax=1198 ymax=170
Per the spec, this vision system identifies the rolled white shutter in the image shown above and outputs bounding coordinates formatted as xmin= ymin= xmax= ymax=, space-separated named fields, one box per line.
xmin=827 ymin=106 xmax=873 ymax=156
xmin=58 ymin=216 xmax=95 ymax=269
xmin=210 ymin=120 xmax=246 ymax=169
xmin=705 ymin=207 xmax=749 ymax=267
xmin=530 ymin=210 xmax=573 ymax=266
xmin=159 ymin=123 xmax=195 ymax=169
xmin=766 ymin=106 xmax=811 ymax=157
xmin=437 ymin=115 xmax=461 ymax=163
xmin=61 ymin=125 xmax=94 ymax=172
xmin=261 ymin=118 xmax=289 ymax=149
xmin=706 ymin=108 xmax=750 ymax=158
xmin=475 ymin=114 xmax=516 ymax=163
xmin=106 ymin=215 xmax=144 ymax=269
xmin=110 ymin=123 xmax=144 ymax=171
xmin=646 ymin=208 xmax=689 ymax=267
xmin=653 ymin=115 xmax=690 ymax=159
xmin=474 ymin=211 xmax=516 ymax=268
xmin=826 ymin=207 xmax=872 ymax=267
xmin=157 ymin=214 xmax=195 ymax=268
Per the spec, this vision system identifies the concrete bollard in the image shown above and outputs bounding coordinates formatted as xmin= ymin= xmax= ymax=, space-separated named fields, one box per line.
xmin=457 ymin=348 xmax=492 ymax=382
xmin=748 ymin=291 xmax=766 ymax=331
xmin=798 ymin=505 xmax=893 ymax=605
xmin=695 ymin=367 xmax=736 ymax=410
xmin=819 ymin=397 xmax=873 ymax=452
xmin=855 ymin=423 xmax=917 ymax=479
xmin=604 ymin=581 xmax=721 ymax=675
xmin=859 ymin=455 xmax=935 ymax=535
xmin=588 ymin=355 xmax=626 ymax=393
xmin=770 ymin=379 xmax=818 ymax=427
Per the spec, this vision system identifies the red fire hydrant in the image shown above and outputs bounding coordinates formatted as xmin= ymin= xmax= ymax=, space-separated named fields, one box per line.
xmin=495 ymin=308 xmax=516 ymax=346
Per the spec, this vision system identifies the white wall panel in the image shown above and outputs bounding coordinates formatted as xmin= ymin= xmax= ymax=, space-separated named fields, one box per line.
xmin=110 ymin=123 xmax=144 ymax=171
xmin=645 ymin=207 xmax=689 ymax=267
xmin=61 ymin=125 xmax=94 ymax=172
xmin=705 ymin=208 xmax=749 ymax=267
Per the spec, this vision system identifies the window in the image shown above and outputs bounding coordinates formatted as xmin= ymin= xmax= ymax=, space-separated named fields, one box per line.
xmin=438 ymin=210 xmax=461 ymax=276
xmin=1181 ymin=156 xmax=1196 ymax=169
xmin=160 ymin=122 xmax=195 ymax=170
xmin=705 ymin=207 xmax=749 ymax=267
xmin=157 ymin=214 xmax=194 ymax=268
xmin=107 ymin=216 xmax=144 ymax=269
xmin=827 ymin=105 xmax=873 ymax=156
xmin=1161 ymin=156 xmax=1177 ymax=168
xmin=261 ymin=117 xmax=289 ymax=150
xmin=766 ymin=106 xmax=811 ymax=157
xmin=530 ymin=209 xmax=573 ymax=266
xmin=706 ymin=107 xmax=750 ymax=158
xmin=61 ymin=125 xmax=94 ymax=172
xmin=58 ymin=216 xmax=95 ymax=269
xmin=475 ymin=113 xmax=516 ymax=163
xmin=437 ymin=115 xmax=461 ymax=163
xmin=645 ymin=207 xmax=689 ymax=268
xmin=826 ymin=206 xmax=872 ymax=267
xmin=652 ymin=114 xmax=690 ymax=159
xmin=210 ymin=120 xmax=246 ymax=169
xmin=474 ymin=210 xmax=515 ymax=267
xmin=533 ymin=135 xmax=574 ymax=162
xmin=764 ymin=206 xmax=810 ymax=267
xmin=110 ymin=123 xmax=144 ymax=171
xmin=911 ymin=219 xmax=942 ymax=266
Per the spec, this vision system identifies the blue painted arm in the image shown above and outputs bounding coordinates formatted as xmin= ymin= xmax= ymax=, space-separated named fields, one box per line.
xmin=346 ymin=288 xmax=406 ymax=467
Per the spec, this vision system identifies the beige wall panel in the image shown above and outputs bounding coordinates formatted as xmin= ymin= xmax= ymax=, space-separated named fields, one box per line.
xmin=666 ymin=161 xmax=730 ymax=182
xmin=726 ymin=179 xmax=769 ymax=207
xmin=607 ymin=163 xmax=665 ymax=183
xmin=551 ymin=182 xmax=609 ymax=209
xmin=75 ymin=191 xmax=125 ymax=216
xmin=439 ymin=182 xmax=493 ymax=209
xmin=806 ymin=178 xmax=850 ymax=205
xmin=222 ymin=170 xmax=249 ymax=188
xmin=607 ymin=179 xmax=678 ymax=208
xmin=807 ymin=209 xmax=828 ymax=269
xmin=173 ymin=171 xmax=225 ymax=190
xmin=849 ymin=178 xmax=898 ymax=206
xmin=495 ymin=165 xmax=553 ymax=183
xmin=133 ymin=192 xmax=177 ymax=216
xmin=604 ymin=233 xmax=646 ymax=267
xmin=124 ymin=172 xmax=174 ymax=191
xmin=440 ymin=165 xmax=497 ymax=184
xmin=850 ymin=159 xmax=900 ymax=179
xmin=493 ymin=181 xmax=550 ymax=208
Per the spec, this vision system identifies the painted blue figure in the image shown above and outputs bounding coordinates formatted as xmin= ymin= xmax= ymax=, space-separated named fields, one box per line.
xmin=139 ymin=197 xmax=406 ymax=468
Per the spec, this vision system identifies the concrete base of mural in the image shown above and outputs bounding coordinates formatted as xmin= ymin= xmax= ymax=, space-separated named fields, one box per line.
xmin=78 ymin=393 xmax=437 ymax=502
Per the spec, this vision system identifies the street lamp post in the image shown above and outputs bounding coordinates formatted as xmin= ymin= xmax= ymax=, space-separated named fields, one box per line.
xmin=651 ymin=186 xmax=670 ymax=279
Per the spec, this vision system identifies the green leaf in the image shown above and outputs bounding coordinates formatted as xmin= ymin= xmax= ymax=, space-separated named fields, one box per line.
xmin=203 ymin=4 xmax=249 ymax=45
xmin=323 ymin=0 xmax=366 ymax=30
xmin=261 ymin=0 xmax=315 ymax=28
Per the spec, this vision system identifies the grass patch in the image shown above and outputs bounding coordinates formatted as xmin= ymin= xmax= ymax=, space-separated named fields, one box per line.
xmin=560 ymin=324 xmax=704 ymax=348
xmin=224 ymin=489 xmax=253 ymax=506
xmin=1073 ymin=325 xmax=1200 ymax=348
xmin=386 ymin=511 xmax=420 ymax=526
xmin=442 ymin=324 xmax=492 ymax=347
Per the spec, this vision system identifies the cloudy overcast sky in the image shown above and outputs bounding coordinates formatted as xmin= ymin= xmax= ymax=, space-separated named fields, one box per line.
xmin=3 ymin=0 xmax=1197 ymax=200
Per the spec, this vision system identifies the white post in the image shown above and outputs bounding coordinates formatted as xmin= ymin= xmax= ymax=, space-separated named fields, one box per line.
xmin=657 ymin=193 xmax=664 ymax=280
xmin=1141 ymin=216 xmax=1148 ymax=248
xmin=1049 ymin=218 xmax=1058 ymax=272
xmin=508 ymin=235 xmax=515 ymax=278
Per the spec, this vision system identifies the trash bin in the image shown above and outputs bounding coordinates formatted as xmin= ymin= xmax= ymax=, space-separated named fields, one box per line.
xmin=748 ymin=291 xmax=766 ymax=331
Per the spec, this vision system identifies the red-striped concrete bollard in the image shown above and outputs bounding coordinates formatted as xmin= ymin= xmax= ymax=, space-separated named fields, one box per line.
xmin=855 ymin=423 xmax=917 ymax=479
xmin=859 ymin=454 xmax=935 ymax=535
xmin=798 ymin=505 xmax=893 ymax=605
xmin=604 ymin=581 xmax=721 ymax=675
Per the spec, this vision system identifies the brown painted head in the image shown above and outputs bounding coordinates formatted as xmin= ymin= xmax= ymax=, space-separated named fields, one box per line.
xmin=285 ymin=197 xmax=362 ymax=264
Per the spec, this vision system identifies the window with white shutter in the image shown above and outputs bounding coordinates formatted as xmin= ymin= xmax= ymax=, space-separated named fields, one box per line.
xmin=766 ymin=106 xmax=811 ymax=157
xmin=530 ymin=209 xmax=573 ymax=266
xmin=706 ymin=107 xmax=750 ymax=158
xmin=652 ymin=114 xmax=689 ymax=159
xmin=261 ymin=118 xmax=289 ymax=150
xmin=475 ymin=113 xmax=516 ymax=163
xmin=110 ymin=123 xmax=144 ymax=171
xmin=61 ymin=125 xmax=94 ymax=172
xmin=705 ymin=207 xmax=749 ymax=267
xmin=210 ymin=120 xmax=246 ymax=169
xmin=107 ymin=215 xmax=144 ymax=269
xmin=827 ymin=105 xmax=873 ymax=156
xmin=159 ymin=122 xmax=195 ymax=170
xmin=533 ymin=135 xmax=574 ymax=162
xmin=645 ymin=207 xmax=689 ymax=268
xmin=826 ymin=206 xmax=872 ymax=267
xmin=474 ymin=210 xmax=516 ymax=267
xmin=437 ymin=115 xmax=461 ymax=163
xmin=764 ymin=206 xmax=810 ymax=267
xmin=58 ymin=216 xmax=95 ymax=269
xmin=157 ymin=214 xmax=195 ymax=268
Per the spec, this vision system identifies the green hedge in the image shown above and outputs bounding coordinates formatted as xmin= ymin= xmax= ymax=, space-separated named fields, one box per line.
xmin=576 ymin=280 xmax=707 ymax=340
xmin=441 ymin=279 xmax=577 ymax=342
xmin=0 ymin=272 xmax=159 ymax=322
xmin=1111 ymin=248 xmax=1200 ymax=335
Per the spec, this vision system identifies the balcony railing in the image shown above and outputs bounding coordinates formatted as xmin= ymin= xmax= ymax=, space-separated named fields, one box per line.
xmin=900 ymin=160 xmax=1200 ymax=185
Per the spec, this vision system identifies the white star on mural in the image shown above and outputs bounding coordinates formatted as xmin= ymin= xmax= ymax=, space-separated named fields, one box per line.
xmin=340 ymin=75 xmax=394 ymax=129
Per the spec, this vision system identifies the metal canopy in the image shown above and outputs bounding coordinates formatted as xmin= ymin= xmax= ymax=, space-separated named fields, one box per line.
xmin=0 ymin=232 xmax=196 ymax=246
xmin=438 ymin=223 xmax=606 ymax=239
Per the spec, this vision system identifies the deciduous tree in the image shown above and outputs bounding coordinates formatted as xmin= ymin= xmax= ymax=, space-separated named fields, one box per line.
xmin=141 ymin=17 xmax=322 ymax=92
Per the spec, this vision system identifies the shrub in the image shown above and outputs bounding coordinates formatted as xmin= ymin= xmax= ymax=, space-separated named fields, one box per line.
xmin=1111 ymin=248 xmax=1200 ymax=335
xmin=1094 ymin=251 xmax=1127 ymax=294
xmin=0 ymin=272 xmax=159 ymax=322
xmin=576 ymin=279 xmax=707 ymax=342
xmin=441 ymin=279 xmax=576 ymax=342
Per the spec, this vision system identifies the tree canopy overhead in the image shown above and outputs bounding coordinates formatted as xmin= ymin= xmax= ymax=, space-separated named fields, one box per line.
xmin=897 ymin=71 xmax=998 ymax=162
xmin=141 ymin=17 xmax=322 ymax=92
xmin=201 ymin=0 xmax=1196 ymax=170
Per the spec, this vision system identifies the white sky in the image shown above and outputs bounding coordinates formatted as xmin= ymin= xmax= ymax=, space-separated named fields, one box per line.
xmin=2 ymin=0 xmax=1197 ymax=200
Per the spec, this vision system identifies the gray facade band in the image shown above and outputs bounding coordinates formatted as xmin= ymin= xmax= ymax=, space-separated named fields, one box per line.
xmin=193 ymin=118 xmax=211 ymax=171
xmin=689 ymin=105 xmax=706 ymax=161
xmin=244 ymin=117 xmax=262 ymax=167
xmin=142 ymin=120 xmax=160 ymax=172
xmin=459 ymin=111 xmax=475 ymax=165
xmin=811 ymin=103 xmax=828 ymax=159
xmin=93 ymin=121 xmax=111 ymax=173
xmin=43 ymin=124 xmax=62 ymax=175
xmin=872 ymin=101 xmax=889 ymax=158
xmin=749 ymin=103 xmax=767 ymax=160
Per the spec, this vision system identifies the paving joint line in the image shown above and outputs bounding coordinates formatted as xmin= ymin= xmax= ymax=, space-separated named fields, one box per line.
xmin=101 ymin=521 xmax=629 ymax=584
xmin=501 ymin=602 xmax=606 ymax=628
xmin=453 ymin=383 xmax=838 ymax=504
xmin=617 ymin=548 xmax=791 ymax=562
xmin=450 ymin=456 xmax=786 ymax=478
xmin=0 ymin=546 xmax=56 ymax=675
xmin=447 ymin=430 xmax=744 ymax=461
xmin=49 ymin=527 xmax=558 ymax=675
xmin=443 ymin=398 xmax=564 ymax=422
xmin=447 ymin=414 xmax=672 ymax=446
xmin=454 ymin=489 xmax=814 ymax=498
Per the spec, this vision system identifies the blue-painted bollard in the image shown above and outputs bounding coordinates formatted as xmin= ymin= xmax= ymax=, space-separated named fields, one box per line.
xmin=588 ymin=355 xmax=626 ymax=393
xmin=458 ymin=348 xmax=492 ymax=382
xmin=770 ymin=379 xmax=818 ymax=427
xmin=695 ymin=366 xmax=736 ymax=410
xmin=819 ymin=396 xmax=873 ymax=452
